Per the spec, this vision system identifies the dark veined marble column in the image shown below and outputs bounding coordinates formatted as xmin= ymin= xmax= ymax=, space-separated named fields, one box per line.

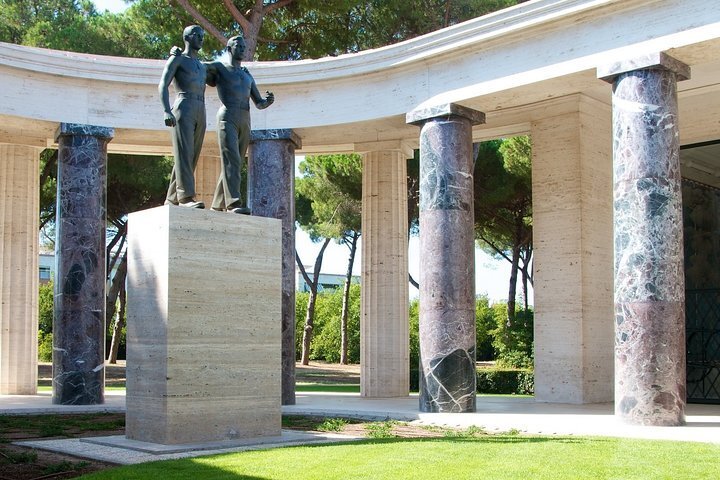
xmin=407 ymin=104 xmax=484 ymax=413
xmin=249 ymin=129 xmax=301 ymax=406
xmin=599 ymin=53 xmax=690 ymax=426
xmin=53 ymin=123 xmax=113 ymax=405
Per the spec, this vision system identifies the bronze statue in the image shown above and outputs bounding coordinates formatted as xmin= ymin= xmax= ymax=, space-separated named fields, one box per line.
xmin=169 ymin=35 xmax=274 ymax=214
xmin=207 ymin=36 xmax=274 ymax=214
xmin=159 ymin=25 xmax=207 ymax=209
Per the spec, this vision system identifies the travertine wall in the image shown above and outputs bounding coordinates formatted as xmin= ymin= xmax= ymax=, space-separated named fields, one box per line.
xmin=194 ymin=154 xmax=222 ymax=209
xmin=0 ymin=145 xmax=39 ymax=395
xmin=532 ymin=96 xmax=614 ymax=403
xmin=360 ymin=148 xmax=410 ymax=397
xmin=126 ymin=206 xmax=282 ymax=444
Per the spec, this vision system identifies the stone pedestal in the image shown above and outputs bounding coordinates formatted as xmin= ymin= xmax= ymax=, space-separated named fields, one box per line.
xmin=126 ymin=206 xmax=282 ymax=445
xmin=531 ymin=95 xmax=614 ymax=403
xmin=599 ymin=53 xmax=690 ymax=426
xmin=53 ymin=123 xmax=113 ymax=405
xmin=407 ymin=104 xmax=484 ymax=413
xmin=358 ymin=142 xmax=411 ymax=398
xmin=249 ymin=129 xmax=301 ymax=406
xmin=0 ymin=145 xmax=40 ymax=395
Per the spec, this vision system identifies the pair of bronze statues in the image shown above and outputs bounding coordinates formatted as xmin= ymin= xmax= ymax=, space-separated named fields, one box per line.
xmin=159 ymin=25 xmax=274 ymax=214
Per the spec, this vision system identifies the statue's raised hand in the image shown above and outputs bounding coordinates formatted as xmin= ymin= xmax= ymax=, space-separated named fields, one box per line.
xmin=170 ymin=46 xmax=182 ymax=56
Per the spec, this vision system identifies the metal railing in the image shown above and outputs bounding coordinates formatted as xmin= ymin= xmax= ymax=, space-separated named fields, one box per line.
xmin=686 ymin=289 xmax=720 ymax=404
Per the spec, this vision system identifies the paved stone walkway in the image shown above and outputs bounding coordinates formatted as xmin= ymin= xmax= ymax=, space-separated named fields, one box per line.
xmin=2 ymin=391 xmax=719 ymax=465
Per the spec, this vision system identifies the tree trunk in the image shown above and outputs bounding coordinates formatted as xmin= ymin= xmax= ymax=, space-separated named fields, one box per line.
xmin=106 ymin=225 xmax=126 ymax=281
xmin=507 ymin=215 xmax=523 ymax=325
xmin=105 ymin=250 xmax=128 ymax=327
xmin=243 ymin=3 xmax=264 ymax=61
xmin=298 ymin=237 xmax=332 ymax=365
xmin=520 ymin=247 xmax=532 ymax=313
xmin=340 ymin=232 xmax=359 ymax=364
xmin=108 ymin=283 xmax=126 ymax=364
xmin=300 ymin=289 xmax=317 ymax=365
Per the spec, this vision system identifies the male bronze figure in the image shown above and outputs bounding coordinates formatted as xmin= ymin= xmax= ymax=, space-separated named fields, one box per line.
xmin=206 ymin=36 xmax=274 ymax=214
xmin=167 ymin=33 xmax=274 ymax=213
xmin=159 ymin=25 xmax=207 ymax=209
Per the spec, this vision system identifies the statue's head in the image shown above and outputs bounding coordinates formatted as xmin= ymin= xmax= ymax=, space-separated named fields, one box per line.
xmin=226 ymin=35 xmax=247 ymax=60
xmin=183 ymin=25 xmax=204 ymax=49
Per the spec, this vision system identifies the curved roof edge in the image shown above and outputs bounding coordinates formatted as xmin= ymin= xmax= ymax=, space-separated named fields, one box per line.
xmin=0 ymin=0 xmax=618 ymax=84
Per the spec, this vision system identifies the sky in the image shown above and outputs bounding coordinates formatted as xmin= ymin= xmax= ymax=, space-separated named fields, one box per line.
xmin=295 ymin=229 xmax=525 ymax=304
xmin=294 ymin=153 xmax=529 ymax=304
xmin=91 ymin=0 xmax=129 ymax=14
xmin=89 ymin=0 xmax=531 ymax=305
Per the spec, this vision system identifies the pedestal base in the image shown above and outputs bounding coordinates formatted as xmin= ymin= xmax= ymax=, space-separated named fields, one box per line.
xmin=126 ymin=206 xmax=282 ymax=445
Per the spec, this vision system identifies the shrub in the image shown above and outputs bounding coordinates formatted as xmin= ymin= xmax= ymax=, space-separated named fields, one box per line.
xmin=409 ymin=298 xmax=420 ymax=390
xmin=295 ymin=285 xmax=361 ymax=363
xmin=410 ymin=295 xmax=495 ymax=390
xmin=39 ymin=281 xmax=53 ymax=335
xmin=311 ymin=284 xmax=360 ymax=363
xmin=38 ymin=332 xmax=53 ymax=362
xmin=475 ymin=295 xmax=495 ymax=361
xmin=489 ymin=302 xmax=534 ymax=368
xmin=476 ymin=367 xmax=534 ymax=395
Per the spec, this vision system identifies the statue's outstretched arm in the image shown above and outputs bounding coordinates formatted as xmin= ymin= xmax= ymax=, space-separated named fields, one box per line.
xmin=250 ymin=78 xmax=274 ymax=110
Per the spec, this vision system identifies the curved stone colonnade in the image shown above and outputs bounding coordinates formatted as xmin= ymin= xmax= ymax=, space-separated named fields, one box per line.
xmin=1 ymin=0 xmax=720 ymax=424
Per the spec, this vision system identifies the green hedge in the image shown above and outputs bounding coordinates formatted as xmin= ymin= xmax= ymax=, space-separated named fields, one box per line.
xmin=410 ymin=367 xmax=534 ymax=395
xmin=476 ymin=368 xmax=533 ymax=395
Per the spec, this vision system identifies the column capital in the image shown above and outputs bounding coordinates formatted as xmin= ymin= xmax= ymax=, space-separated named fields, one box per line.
xmin=406 ymin=102 xmax=485 ymax=127
xmin=55 ymin=123 xmax=114 ymax=142
xmin=354 ymin=140 xmax=414 ymax=159
xmin=250 ymin=129 xmax=301 ymax=149
xmin=598 ymin=52 xmax=690 ymax=84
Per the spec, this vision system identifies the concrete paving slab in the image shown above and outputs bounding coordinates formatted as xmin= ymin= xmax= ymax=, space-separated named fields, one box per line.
xmin=16 ymin=430 xmax=362 ymax=465
xmin=0 ymin=391 xmax=125 ymax=415
xmin=285 ymin=392 xmax=720 ymax=444
xmin=4 ymin=389 xmax=720 ymax=468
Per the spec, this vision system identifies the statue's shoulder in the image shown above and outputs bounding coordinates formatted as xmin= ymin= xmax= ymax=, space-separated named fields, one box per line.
xmin=241 ymin=66 xmax=255 ymax=79
xmin=205 ymin=60 xmax=224 ymax=72
xmin=164 ymin=52 xmax=183 ymax=66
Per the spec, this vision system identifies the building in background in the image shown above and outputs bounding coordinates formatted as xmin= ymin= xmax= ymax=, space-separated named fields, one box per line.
xmin=39 ymin=253 xmax=54 ymax=284
xmin=296 ymin=267 xmax=359 ymax=293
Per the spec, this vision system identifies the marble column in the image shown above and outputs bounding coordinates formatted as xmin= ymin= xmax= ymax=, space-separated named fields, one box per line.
xmin=357 ymin=141 xmax=411 ymax=398
xmin=0 ymin=145 xmax=40 ymax=395
xmin=53 ymin=123 xmax=113 ymax=405
xmin=249 ymin=129 xmax=301 ymax=406
xmin=407 ymin=104 xmax=484 ymax=412
xmin=598 ymin=53 xmax=690 ymax=426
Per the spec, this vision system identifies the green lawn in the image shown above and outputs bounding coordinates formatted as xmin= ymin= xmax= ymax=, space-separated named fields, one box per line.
xmin=80 ymin=435 xmax=720 ymax=480
xmin=295 ymin=383 xmax=360 ymax=393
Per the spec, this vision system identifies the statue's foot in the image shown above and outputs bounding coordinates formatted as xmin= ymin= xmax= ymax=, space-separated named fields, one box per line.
xmin=164 ymin=200 xmax=177 ymax=206
xmin=178 ymin=198 xmax=205 ymax=209
xmin=227 ymin=206 xmax=251 ymax=215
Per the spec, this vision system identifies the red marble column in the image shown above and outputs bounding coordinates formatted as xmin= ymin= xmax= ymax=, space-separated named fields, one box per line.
xmin=249 ymin=129 xmax=301 ymax=406
xmin=407 ymin=103 xmax=484 ymax=413
xmin=53 ymin=123 xmax=113 ymax=405
xmin=599 ymin=53 xmax=690 ymax=426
